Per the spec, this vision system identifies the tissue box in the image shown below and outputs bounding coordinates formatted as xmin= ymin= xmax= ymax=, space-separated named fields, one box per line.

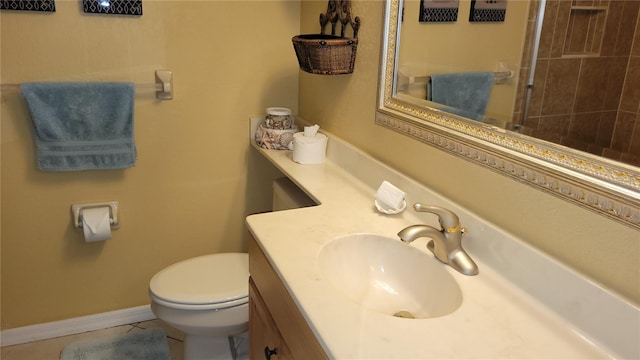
xmin=292 ymin=132 xmax=327 ymax=164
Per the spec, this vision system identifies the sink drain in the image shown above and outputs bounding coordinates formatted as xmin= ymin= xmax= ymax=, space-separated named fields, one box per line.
xmin=392 ymin=310 xmax=415 ymax=319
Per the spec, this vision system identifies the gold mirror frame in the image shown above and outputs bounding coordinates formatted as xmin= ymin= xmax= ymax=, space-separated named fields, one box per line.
xmin=375 ymin=0 xmax=640 ymax=229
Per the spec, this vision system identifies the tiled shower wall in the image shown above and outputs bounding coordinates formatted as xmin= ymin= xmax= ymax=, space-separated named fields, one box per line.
xmin=515 ymin=0 xmax=640 ymax=166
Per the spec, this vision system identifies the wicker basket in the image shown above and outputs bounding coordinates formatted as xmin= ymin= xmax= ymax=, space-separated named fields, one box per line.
xmin=292 ymin=34 xmax=358 ymax=75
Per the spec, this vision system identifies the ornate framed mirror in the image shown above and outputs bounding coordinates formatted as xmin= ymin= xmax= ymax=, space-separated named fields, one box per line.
xmin=376 ymin=0 xmax=640 ymax=229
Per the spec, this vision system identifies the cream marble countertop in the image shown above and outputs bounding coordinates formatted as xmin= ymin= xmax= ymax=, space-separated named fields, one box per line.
xmin=245 ymin=122 xmax=639 ymax=359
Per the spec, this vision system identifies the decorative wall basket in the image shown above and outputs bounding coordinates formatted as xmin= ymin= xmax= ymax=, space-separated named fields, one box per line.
xmin=292 ymin=0 xmax=361 ymax=75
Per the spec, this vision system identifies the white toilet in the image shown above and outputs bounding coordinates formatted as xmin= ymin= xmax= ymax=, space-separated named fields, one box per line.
xmin=149 ymin=253 xmax=249 ymax=359
xmin=148 ymin=177 xmax=315 ymax=360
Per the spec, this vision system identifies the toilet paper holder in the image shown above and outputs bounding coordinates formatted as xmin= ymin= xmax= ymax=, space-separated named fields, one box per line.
xmin=71 ymin=201 xmax=120 ymax=229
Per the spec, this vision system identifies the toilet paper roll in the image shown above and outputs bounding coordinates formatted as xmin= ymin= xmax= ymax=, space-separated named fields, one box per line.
xmin=292 ymin=132 xmax=328 ymax=164
xmin=82 ymin=207 xmax=112 ymax=242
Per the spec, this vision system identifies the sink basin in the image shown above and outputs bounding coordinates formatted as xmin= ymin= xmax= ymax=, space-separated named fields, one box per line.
xmin=318 ymin=233 xmax=463 ymax=319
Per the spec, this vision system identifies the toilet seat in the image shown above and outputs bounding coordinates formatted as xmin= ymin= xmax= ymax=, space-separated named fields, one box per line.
xmin=149 ymin=253 xmax=249 ymax=311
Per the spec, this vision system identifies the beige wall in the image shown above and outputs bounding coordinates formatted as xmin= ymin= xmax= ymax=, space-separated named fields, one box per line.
xmin=298 ymin=1 xmax=639 ymax=304
xmin=0 ymin=1 xmax=298 ymax=329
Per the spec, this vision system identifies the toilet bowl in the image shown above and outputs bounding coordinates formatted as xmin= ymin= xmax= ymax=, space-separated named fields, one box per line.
xmin=149 ymin=253 xmax=249 ymax=360
xmin=148 ymin=178 xmax=313 ymax=359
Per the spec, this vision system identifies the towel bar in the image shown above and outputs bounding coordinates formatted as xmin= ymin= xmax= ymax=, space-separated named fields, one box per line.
xmin=0 ymin=69 xmax=174 ymax=100
xmin=397 ymin=68 xmax=514 ymax=92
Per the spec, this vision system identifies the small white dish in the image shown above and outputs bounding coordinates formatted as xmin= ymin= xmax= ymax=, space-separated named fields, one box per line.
xmin=374 ymin=199 xmax=407 ymax=215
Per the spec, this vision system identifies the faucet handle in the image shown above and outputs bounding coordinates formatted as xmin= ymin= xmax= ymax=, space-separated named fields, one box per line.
xmin=413 ymin=204 xmax=461 ymax=233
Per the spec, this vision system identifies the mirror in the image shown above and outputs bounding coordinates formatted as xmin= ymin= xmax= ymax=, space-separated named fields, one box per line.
xmin=376 ymin=0 xmax=640 ymax=229
xmin=395 ymin=0 xmax=638 ymax=167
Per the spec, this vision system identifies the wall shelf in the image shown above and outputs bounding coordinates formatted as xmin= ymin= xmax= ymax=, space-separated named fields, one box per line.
xmin=563 ymin=4 xmax=608 ymax=57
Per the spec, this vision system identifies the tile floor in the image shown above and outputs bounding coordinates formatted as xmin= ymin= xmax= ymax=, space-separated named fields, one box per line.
xmin=1 ymin=319 xmax=249 ymax=360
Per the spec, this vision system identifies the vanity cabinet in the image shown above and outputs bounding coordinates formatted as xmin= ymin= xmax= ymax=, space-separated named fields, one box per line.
xmin=248 ymin=235 xmax=327 ymax=360
xmin=249 ymin=279 xmax=293 ymax=359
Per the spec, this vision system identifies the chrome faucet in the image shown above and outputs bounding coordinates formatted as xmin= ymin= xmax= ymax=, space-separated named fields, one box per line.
xmin=398 ymin=204 xmax=479 ymax=276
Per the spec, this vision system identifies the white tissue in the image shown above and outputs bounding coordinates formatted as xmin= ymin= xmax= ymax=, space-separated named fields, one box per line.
xmin=375 ymin=181 xmax=406 ymax=210
xmin=304 ymin=124 xmax=320 ymax=137
xmin=82 ymin=207 xmax=112 ymax=242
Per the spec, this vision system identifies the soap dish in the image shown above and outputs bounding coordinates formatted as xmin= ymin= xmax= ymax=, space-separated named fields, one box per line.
xmin=374 ymin=199 xmax=407 ymax=215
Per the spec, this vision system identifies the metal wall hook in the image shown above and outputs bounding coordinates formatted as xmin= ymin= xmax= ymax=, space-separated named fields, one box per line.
xmin=320 ymin=0 xmax=360 ymax=38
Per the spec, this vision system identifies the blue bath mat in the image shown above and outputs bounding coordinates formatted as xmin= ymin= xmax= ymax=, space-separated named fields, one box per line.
xmin=60 ymin=327 xmax=171 ymax=360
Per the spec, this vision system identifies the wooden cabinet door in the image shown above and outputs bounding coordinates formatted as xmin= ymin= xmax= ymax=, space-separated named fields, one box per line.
xmin=249 ymin=278 xmax=293 ymax=360
xmin=248 ymin=234 xmax=328 ymax=359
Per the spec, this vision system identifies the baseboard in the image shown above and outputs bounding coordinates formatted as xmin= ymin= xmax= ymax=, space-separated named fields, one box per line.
xmin=0 ymin=305 xmax=157 ymax=347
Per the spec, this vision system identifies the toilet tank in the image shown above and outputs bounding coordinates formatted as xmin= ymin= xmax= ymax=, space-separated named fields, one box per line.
xmin=272 ymin=177 xmax=316 ymax=211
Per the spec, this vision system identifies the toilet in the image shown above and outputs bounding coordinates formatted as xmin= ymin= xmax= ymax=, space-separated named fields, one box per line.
xmin=149 ymin=253 xmax=249 ymax=359
xmin=148 ymin=177 xmax=315 ymax=360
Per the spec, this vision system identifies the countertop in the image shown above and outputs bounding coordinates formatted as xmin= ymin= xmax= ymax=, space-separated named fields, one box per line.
xmin=245 ymin=121 xmax=639 ymax=359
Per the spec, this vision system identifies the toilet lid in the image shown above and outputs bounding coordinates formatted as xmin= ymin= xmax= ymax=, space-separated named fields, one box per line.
xmin=149 ymin=253 xmax=248 ymax=306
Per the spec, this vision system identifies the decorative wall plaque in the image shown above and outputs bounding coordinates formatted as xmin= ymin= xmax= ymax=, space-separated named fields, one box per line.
xmin=0 ymin=0 xmax=55 ymax=12
xmin=83 ymin=0 xmax=142 ymax=16
xmin=469 ymin=0 xmax=507 ymax=22
xmin=419 ymin=0 xmax=459 ymax=22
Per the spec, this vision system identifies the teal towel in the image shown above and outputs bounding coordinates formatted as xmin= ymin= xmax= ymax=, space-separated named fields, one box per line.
xmin=21 ymin=82 xmax=136 ymax=171
xmin=429 ymin=72 xmax=494 ymax=121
